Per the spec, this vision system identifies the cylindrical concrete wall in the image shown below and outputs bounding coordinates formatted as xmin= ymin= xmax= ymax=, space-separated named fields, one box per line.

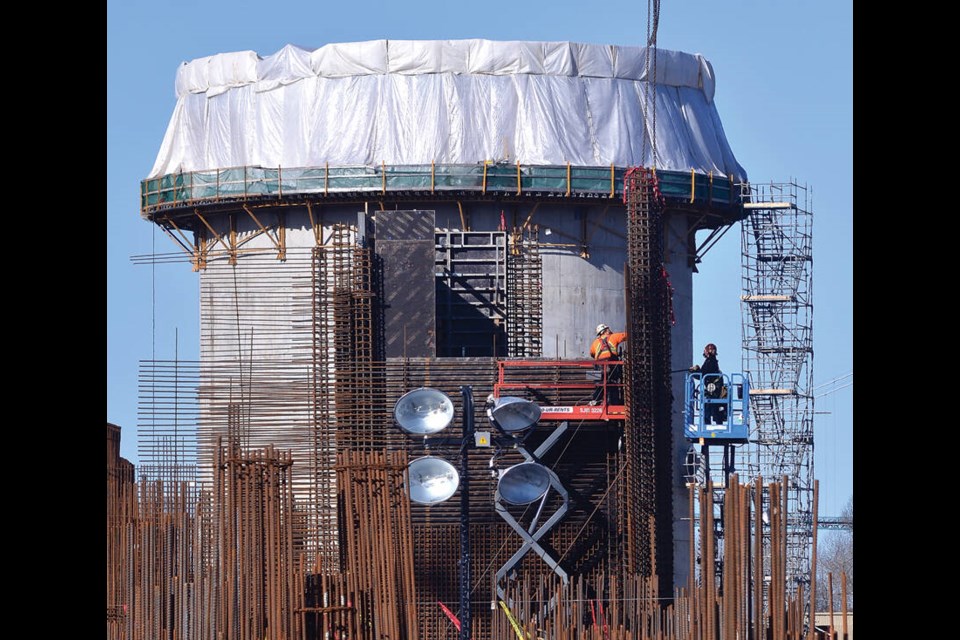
xmin=195 ymin=198 xmax=697 ymax=586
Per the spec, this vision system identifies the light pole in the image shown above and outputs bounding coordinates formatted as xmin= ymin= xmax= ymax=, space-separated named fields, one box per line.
xmin=457 ymin=386 xmax=473 ymax=640
xmin=393 ymin=386 xmax=562 ymax=639
xmin=394 ymin=385 xmax=478 ymax=640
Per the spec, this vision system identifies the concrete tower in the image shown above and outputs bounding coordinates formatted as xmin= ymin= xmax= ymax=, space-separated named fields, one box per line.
xmin=140 ymin=39 xmax=747 ymax=636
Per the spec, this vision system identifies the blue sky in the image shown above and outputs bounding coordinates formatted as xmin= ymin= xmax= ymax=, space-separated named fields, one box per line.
xmin=107 ymin=0 xmax=852 ymax=516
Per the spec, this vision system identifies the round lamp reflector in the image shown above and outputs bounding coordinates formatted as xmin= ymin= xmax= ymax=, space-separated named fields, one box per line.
xmin=407 ymin=456 xmax=460 ymax=504
xmin=498 ymin=462 xmax=551 ymax=505
xmin=394 ymin=388 xmax=455 ymax=435
xmin=489 ymin=396 xmax=542 ymax=434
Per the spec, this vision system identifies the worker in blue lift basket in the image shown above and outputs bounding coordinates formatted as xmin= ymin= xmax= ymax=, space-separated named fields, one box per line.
xmin=690 ymin=343 xmax=725 ymax=424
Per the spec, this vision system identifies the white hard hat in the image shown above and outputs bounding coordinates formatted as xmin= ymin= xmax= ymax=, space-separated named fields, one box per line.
xmin=596 ymin=323 xmax=609 ymax=336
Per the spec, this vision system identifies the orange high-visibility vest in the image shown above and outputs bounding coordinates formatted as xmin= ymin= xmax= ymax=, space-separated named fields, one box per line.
xmin=590 ymin=332 xmax=627 ymax=360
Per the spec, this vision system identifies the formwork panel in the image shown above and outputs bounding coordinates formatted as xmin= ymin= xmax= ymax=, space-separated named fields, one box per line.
xmin=377 ymin=210 xmax=438 ymax=359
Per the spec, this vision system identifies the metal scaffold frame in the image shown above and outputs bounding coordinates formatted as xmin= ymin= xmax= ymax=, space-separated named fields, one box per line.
xmin=739 ymin=181 xmax=814 ymax=607
xmin=435 ymin=229 xmax=508 ymax=357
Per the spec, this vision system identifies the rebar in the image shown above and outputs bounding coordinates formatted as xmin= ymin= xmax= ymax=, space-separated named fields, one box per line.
xmin=507 ymin=225 xmax=543 ymax=358
xmin=623 ymin=166 xmax=673 ymax=592
xmin=486 ymin=476 xmax=813 ymax=638
xmin=113 ymin=435 xmax=815 ymax=640
xmin=335 ymin=450 xmax=418 ymax=639
xmin=107 ymin=424 xmax=136 ymax=640
xmin=121 ymin=193 xmax=828 ymax=639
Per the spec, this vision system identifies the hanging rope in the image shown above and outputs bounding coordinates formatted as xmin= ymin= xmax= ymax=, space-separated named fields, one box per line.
xmin=643 ymin=0 xmax=662 ymax=168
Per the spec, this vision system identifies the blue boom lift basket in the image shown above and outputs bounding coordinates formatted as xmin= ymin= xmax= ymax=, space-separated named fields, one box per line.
xmin=683 ymin=372 xmax=750 ymax=442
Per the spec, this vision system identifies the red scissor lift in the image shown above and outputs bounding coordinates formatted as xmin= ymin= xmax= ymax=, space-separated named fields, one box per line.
xmin=493 ymin=359 xmax=627 ymax=421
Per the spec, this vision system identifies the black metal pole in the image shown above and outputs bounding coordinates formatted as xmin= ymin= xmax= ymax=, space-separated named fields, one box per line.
xmin=459 ymin=385 xmax=474 ymax=640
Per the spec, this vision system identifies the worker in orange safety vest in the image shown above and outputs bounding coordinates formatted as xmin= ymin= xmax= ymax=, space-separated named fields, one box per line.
xmin=590 ymin=324 xmax=627 ymax=360
xmin=589 ymin=324 xmax=627 ymax=404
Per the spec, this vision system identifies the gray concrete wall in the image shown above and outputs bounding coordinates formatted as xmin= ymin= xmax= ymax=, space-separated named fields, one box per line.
xmin=666 ymin=212 xmax=695 ymax=589
xmin=196 ymin=200 xmax=697 ymax=587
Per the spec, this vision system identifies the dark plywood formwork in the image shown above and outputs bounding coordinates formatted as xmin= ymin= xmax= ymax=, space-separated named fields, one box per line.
xmin=376 ymin=210 xmax=438 ymax=359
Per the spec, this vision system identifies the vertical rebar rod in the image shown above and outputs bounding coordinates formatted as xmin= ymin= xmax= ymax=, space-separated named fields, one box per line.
xmin=827 ymin=572 xmax=834 ymax=640
xmin=840 ymin=572 xmax=848 ymax=640
xmin=809 ymin=480 xmax=819 ymax=640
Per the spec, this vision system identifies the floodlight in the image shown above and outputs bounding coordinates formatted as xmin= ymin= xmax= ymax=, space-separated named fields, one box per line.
xmin=394 ymin=387 xmax=455 ymax=435
xmin=407 ymin=456 xmax=460 ymax=504
xmin=497 ymin=462 xmax=551 ymax=505
xmin=487 ymin=396 xmax=542 ymax=434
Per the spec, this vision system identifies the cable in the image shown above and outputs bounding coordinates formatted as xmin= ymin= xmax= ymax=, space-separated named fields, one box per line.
xmin=557 ymin=462 xmax=626 ymax=566
xmin=815 ymin=382 xmax=852 ymax=399
xmin=151 ymin=226 xmax=156 ymax=361
xmin=811 ymin=372 xmax=852 ymax=393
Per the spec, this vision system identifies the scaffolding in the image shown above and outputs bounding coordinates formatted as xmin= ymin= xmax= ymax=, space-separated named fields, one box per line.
xmin=739 ymin=181 xmax=814 ymax=605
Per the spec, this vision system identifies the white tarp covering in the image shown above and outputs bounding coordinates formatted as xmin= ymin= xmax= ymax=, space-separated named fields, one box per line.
xmin=150 ymin=39 xmax=746 ymax=181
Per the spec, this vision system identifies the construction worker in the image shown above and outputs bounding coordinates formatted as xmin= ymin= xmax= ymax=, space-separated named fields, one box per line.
xmin=589 ymin=324 xmax=627 ymax=404
xmin=690 ymin=343 xmax=724 ymax=424
xmin=591 ymin=324 xmax=627 ymax=360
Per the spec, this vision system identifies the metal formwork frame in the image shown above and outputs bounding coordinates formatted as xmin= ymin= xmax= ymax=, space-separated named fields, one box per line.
xmin=435 ymin=229 xmax=508 ymax=357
